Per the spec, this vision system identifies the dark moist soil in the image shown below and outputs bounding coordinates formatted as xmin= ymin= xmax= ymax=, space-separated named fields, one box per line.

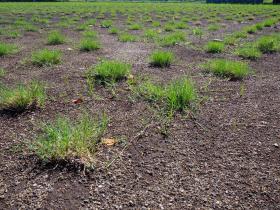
xmin=0 ymin=17 xmax=280 ymax=210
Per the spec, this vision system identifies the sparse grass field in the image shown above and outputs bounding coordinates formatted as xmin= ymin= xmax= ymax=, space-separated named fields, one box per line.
xmin=0 ymin=2 xmax=280 ymax=209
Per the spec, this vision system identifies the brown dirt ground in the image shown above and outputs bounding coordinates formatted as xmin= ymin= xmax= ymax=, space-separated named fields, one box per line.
xmin=0 ymin=15 xmax=280 ymax=210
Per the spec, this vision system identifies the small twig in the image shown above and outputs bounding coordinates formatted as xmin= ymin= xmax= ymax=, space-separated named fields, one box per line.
xmin=199 ymin=88 xmax=234 ymax=94
xmin=106 ymin=123 xmax=154 ymax=169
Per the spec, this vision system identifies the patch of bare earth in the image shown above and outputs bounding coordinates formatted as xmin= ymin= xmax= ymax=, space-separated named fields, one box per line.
xmin=1 ymin=21 xmax=280 ymax=210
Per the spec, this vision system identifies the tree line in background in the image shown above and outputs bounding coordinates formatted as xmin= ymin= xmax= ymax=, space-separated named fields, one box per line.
xmin=0 ymin=0 xmax=279 ymax=4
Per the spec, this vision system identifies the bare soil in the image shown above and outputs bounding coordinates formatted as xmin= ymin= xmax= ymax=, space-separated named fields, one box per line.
xmin=0 ymin=15 xmax=280 ymax=210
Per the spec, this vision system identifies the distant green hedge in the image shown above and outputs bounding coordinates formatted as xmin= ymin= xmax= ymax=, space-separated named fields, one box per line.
xmin=0 ymin=0 xmax=63 ymax=1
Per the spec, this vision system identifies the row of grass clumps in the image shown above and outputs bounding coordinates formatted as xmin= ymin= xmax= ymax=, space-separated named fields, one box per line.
xmin=80 ymin=30 xmax=101 ymax=51
xmin=235 ymin=33 xmax=280 ymax=60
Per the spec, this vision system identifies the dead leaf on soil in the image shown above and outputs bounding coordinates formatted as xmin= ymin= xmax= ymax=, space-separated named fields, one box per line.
xmin=102 ymin=138 xmax=117 ymax=146
xmin=72 ymin=98 xmax=83 ymax=104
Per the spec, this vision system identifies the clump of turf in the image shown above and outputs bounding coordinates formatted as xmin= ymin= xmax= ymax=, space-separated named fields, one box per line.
xmin=31 ymin=49 xmax=61 ymax=66
xmin=0 ymin=42 xmax=18 ymax=56
xmin=47 ymin=30 xmax=65 ymax=45
xmin=159 ymin=32 xmax=186 ymax=47
xmin=138 ymin=78 xmax=197 ymax=112
xmin=87 ymin=60 xmax=131 ymax=83
xmin=256 ymin=35 xmax=280 ymax=54
xmin=149 ymin=50 xmax=174 ymax=67
xmin=203 ymin=59 xmax=250 ymax=80
xmin=204 ymin=41 xmax=225 ymax=53
xmin=0 ymin=81 xmax=46 ymax=112
xmin=118 ymin=33 xmax=137 ymax=42
xmin=79 ymin=39 xmax=101 ymax=52
xmin=31 ymin=113 xmax=108 ymax=166
xmin=235 ymin=45 xmax=262 ymax=60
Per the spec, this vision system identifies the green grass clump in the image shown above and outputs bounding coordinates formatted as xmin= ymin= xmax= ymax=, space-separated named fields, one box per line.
xmin=129 ymin=23 xmax=142 ymax=30
xmin=232 ymin=31 xmax=247 ymax=39
xmin=224 ymin=36 xmax=239 ymax=46
xmin=0 ymin=42 xmax=18 ymax=56
xmin=118 ymin=33 xmax=137 ymax=42
xmin=166 ymin=78 xmax=197 ymax=112
xmin=164 ymin=23 xmax=175 ymax=32
xmin=138 ymin=78 xmax=196 ymax=112
xmin=109 ymin=27 xmax=119 ymax=35
xmin=263 ymin=18 xmax=277 ymax=27
xmin=0 ymin=81 xmax=46 ymax=112
xmin=256 ymin=35 xmax=280 ymax=53
xmin=87 ymin=60 xmax=131 ymax=83
xmin=144 ymin=29 xmax=158 ymax=40
xmin=159 ymin=32 xmax=186 ymax=47
xmin=31 ymin=113 xmax=108 ymax=165
xmin=47 ymin=30 xmax=65 ymax=45
xmin=192 ymin=27 xmax=203 ymax=38
xmin=31 ymin=49 xmax=61 ymax=66
xmin=235 ymin=45 xmax=262 ymax=60
xmin=203 ymin=59 xmax=250 ymax=80
xmin=82 ymin=30 xmax=97 ymax=38
xmin=152 ymin=21 xmax=161 ymax=27
xmin=205 ymin=41 xmax=224 ymax=53
xmin=100 ymin=20 xmax=112 ymax=28
xmin=80 ymin=39 xmax=101 ymax=52
xmin=244 ymin=25 xmax=257 ymax=34
xmin=174 ymin=21 xmax=187 ymax=29
xmin=208 ymin=24 xmax=219 ymax=31
xmin=255 ymin=23 xmax=264 ymax=31
xmin=0 ymin=68 xmax=6 ymax=77
xmin=76 ymin=24 xmax=88 ymax=31
xmin=150 ymin=50 xmax=174 ymax=67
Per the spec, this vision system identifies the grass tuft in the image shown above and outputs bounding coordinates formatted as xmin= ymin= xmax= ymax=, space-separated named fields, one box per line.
xmin=31 ymin=49 xmax=61 ymax=66
xmin=235 ymin=45 xmax=262 ymax=60
xmin=0 ymin=81 xmax=46 ymax=112
xmin=159 ymin=32 xmax=186 ymax=47
xmin=47 ymin=30 xmax=65 ymax=45
xmin=0 ymin=42 xmax=18 ymax=56
xmin=0 ymin=68 xmax=6 ymax=77
xmin=80 ymin=39 xmax=101 ymax=52
xmin=150 ymin=50 xmax=174 ymax=68
xmin=138 ymin=78 xmax=197 ymax=113
xmin=31 ymin=113 xmax=108 ymax=166
xmin=203 ymin=59 xmax=250 ymax=80
xmin=87 ymin=60 xmax=131 ymax=83
xmin=256 ymin=35 xmax=280 ymax=53
xmin=118 ymin=33 xmax=137 ymax=42
xmin=205 ymin=41 xmax=224 ymax=53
